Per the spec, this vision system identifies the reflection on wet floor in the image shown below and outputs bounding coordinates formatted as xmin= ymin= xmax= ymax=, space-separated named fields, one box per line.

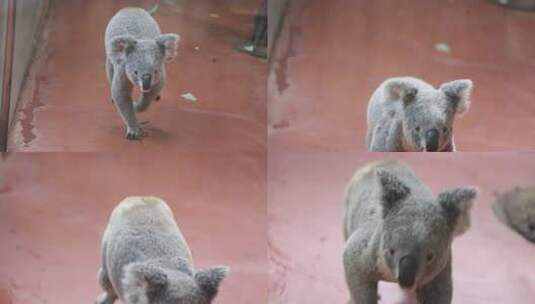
xmin=8 ymin=0 xmax=266 ymax=152
xmin=0 ymin=152 xmax=267 ymax=303
xmin=268 ymin=0 xmax=535 ymax=152
xmin=268 ymin=152 xmax=535 ymax=303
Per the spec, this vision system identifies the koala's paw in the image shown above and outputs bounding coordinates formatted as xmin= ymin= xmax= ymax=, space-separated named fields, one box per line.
xmin=125 ymin=126 xmax=145 ymax=140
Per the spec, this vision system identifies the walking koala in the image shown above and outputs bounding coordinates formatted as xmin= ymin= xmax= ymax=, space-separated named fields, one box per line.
xmin=105 ymin=8 xmax=180 ymax=139
xmin=343 ymin=161 xmax=477 ymax=304
xmin=96 ymin=196 xmax=229 ymax=304
xmin=366 ymin=77 xmax=473 ymax=152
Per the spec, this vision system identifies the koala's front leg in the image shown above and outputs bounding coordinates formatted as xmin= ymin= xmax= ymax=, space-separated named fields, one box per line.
xmin=344 ymin=244 xmax=379 ymax=304
xmin=346 ymin=275 xmax=378 ymax=304
xmin=416 ymin=258 xmax=452 ymax=304
xmin=111 ymin=72 xmax=144 ymax=140
xmin=96 ymin=268 xmax=117 ymax=304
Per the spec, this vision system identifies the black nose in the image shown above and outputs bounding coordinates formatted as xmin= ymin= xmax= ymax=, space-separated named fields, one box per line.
xmin=425 ymin=129 xmax=439 ymax=152
xmin=141 ymin=74 xmax=152 ymax=91
xmin=398 ymin=255 xmax=418 ymax=289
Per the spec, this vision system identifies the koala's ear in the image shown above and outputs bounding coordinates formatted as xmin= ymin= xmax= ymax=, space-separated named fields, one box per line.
xmin=384 ymin=79 xmax=418 ymax=106
xmin=122 ymin=262 xmax=168 ymax=304
xmin=376 ymin=169 xmax=410 ymax=217
xmin=437 ymin=186 xmax=478 ymax=236
xmin=195 ymin=266 xmax=229 ymax=300
xmin=156 ymin=33 xmax=180 ymax=62
xmin=439 ymin=79 xmax=473 ymax=116
xmin=108 ymin=36 xmax=137 ymax=64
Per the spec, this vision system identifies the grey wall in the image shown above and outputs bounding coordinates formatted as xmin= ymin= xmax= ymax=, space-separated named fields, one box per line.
xmin=9 ymin=0 xmax=49 ymax=125
xmin=268 ymin=0 xmax=289 ymax=56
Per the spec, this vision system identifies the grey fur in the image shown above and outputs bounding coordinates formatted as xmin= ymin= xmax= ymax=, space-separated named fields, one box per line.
xmin=105 ymin=8 xmax=180 ymax=140
xmin=343 ymin=161 xmax=477 ymax=304
xmin=96 ymin=197 xmax=229 ymax=304
xmin=366 ymin=77 xmax=473 ymax=152
xmin=493 ymin=187 xmax=535 ymax=243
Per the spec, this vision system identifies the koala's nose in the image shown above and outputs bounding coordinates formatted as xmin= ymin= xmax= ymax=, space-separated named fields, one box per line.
xmin=398 ymin=255 xmax=418 ymax=289
xmin=425 ymin=129 xmax=439 ymax=152
xmin=141 ymin=73 xmax=152 ymax=91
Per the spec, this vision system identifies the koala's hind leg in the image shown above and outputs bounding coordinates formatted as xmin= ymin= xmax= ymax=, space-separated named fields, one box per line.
xmin=134 ymin=81 xmax=163 ymax=113
xmin=96 ymin=268 xmax=117 ymax=304
xmin=416 ymin=259 xmax=452 ymax=304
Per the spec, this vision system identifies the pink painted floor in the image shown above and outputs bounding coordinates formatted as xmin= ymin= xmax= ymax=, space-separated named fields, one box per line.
xmin=268 ymin=0 xmax=535 ymax=152
xmin=7 ymin=0 xmax=265 ymax=152
xmin=268 ymin=151 xmax=535 ymax=303
xmin=0 ymin=152 xmax=267 ymax=304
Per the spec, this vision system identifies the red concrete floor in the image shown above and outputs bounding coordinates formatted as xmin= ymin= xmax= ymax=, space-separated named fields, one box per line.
xmin=0 ymin=152 xmax=267 ymax=304
xmin=268 ymin=152 xmax=535 ymax=303
xmin=7 ymin=0 xmax=266 ymax=152
xmin=268 ymin=0 xmax=535 ymax=152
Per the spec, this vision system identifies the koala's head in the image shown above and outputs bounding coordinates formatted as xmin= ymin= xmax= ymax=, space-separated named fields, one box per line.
xmin=385 ymin=79 xmax=473 ymax=152
xmin=123 ymin=262 xmax=229 ymax=304
xmin=108 ymin=34 xmax=180 ymax=92
xmin=376 ymin=169 xmax=477 ymax=289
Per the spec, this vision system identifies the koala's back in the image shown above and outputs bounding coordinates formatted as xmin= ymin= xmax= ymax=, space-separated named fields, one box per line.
xmin=343 ymin=161 xmax=431 ymax=239
xmin=105 ymin=7 xmax=161 ymax=47
xmin=102 ymin=197 xmax=193 ymax=294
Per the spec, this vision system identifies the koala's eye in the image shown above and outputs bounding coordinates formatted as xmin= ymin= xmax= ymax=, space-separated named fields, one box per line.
xmin=389 ymin=249 xmax=395 ymax=255
xmin=426 ymin=253 xmax=434 ymax=262
xmin=442 ymin=127 xmax=448 ymax=134
xmin=415 ymin=126 xmax=421 ymax=133
xmin=154 ymin=70 xmax=159 ymax=75
xmin=134 ymin=71 xmax=138 ymax=75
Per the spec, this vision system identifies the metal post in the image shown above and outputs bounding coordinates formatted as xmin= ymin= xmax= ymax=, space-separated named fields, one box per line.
xmin=0 ymin=0 xmax=16 ymax=151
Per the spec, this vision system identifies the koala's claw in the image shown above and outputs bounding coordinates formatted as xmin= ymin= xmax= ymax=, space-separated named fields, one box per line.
xmin=125 ymin=126 xmax=144 ymax=140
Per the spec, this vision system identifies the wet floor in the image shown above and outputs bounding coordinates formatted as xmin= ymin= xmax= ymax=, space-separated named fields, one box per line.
xmin=268 ymin=0 xmax=535 ymax=152
xmin=0 ymin=152 xmax=267 ymax=304
xmin=268 ymin=151 xmax=535 ymax=303
xmin=7 ymin=0 xmax=265 ymax=152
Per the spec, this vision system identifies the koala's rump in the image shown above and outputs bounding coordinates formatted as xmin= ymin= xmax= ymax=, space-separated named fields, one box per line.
xmin=102 ymin=197 xmax=193 ymax=295
xmin=104 ymin=228 xmax=192 ymax=297
xmin=105 ymin=7 xmax=161 ymax=46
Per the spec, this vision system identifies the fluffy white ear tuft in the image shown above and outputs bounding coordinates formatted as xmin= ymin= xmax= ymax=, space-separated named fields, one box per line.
xmin=122 ymin=262 xmax=168 ymax=304
xmin=439 ymin=79 xmax=473 ymax=116
xmin=437 ymin=186 xmax=478 ymax=236
xmin=384 ymin=79 xmax=418 ymax=105
xmin=156 ymin=33 xmax=180 ymax=62
xmin=195 ymin=266 xmax=229 ymax=301
xmin=108 ymin=36 xmax=137 ymax=64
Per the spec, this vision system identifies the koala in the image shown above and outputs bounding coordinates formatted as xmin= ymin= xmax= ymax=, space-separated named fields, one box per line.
xmin=105 ymin=8 xmax=180 ymax=140
xmin=96 ymin=196 xmax=229 ymax=304
xmin=493 ymin=187 xmax=535 ymax=243
xmin=366 ymin=77 xmax=473 ymax=152
xmin=343 ymin=161 xmax=477 ymax=304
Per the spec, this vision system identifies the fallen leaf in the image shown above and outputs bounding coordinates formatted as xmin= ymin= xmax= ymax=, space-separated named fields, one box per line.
xmin=434 ymin=42 xmax=451 ymax=54
xmin=180 ymin=93 xmax=198 ymax=104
